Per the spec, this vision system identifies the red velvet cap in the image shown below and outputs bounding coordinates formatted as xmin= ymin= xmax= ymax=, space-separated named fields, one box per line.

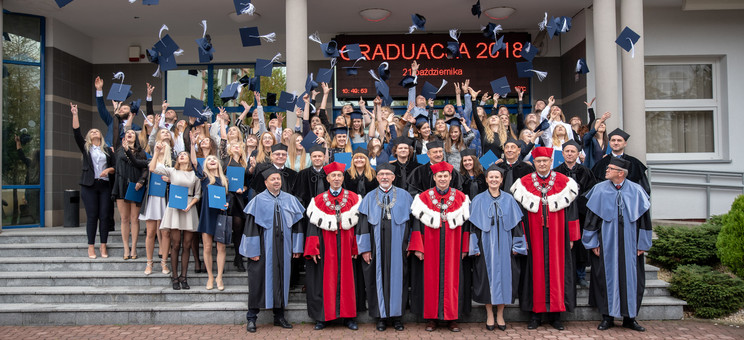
xmin=323 ymin=161 xmax=346 ymax=175
xmin=430 ymin=161 xmax=454 ymax=174
xmin=531 ymin=146 xmax=554 ymax=159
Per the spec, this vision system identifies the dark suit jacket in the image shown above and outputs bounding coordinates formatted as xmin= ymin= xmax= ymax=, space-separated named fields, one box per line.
xmin=74 ymin=127 xmax=115 ymax=187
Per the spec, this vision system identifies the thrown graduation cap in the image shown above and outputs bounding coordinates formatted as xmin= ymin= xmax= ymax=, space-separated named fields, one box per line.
xmin=344 ymin=66 xmax=361 ymax=76
xmin=399 ymin=75 xmax=416 ymax=88
xmin=471 ymin=0 xmax=482 ymax=17
xmin=278 ymin=91 xmax=298 ymax=111
xmin=421 ymin=80 xmax=448 ymax=100
xmin=375 ymin=81 xmax=393 ymax=106
xmin=516 ymin=61 xmax=547 ymax=81
xmin=546 ymin=16 xmax=559 ymax=39
xmin=408 ymin=13 xmax=426 ymax=33
xmin=248 ymin=76 xmax=261 ymax=92
xmin=616 ymin=26 xmax=641 ymax=58
xmin=266 ymin=92 xmax=277 ymax=107
xmin=533 ymin=119 xmax=550 ymax=132
xmin=576 ymin=58 xmax=589 ymax=74
xmin=321 ymin=40 xmax=340 ymax=58
xmin=239 ymin=26 xmax=275 ymax=47
xmin=183 ymin=98 xmax=208 ymax=118
xmin=521 ymin=42 xmax=539 ymax=61
xmin=305 ymin=73 xmax=319 ymax=92
xmin=55 ymin=0 xmax=74 ymax=8
xmin=555 ymin=16 xmax=572 ymax=34
xmin=316 ymin=68 xmax=334 ymax=85
xmin=220 ymin=82 xmax=241 ymax=101
xmin=343 ymin=51 xmax=366 ymax=76
xmin=238 ymin=74 xmax=251 ymax=87
xmin=107 ymin=72 xmax=132 ymax=102
xmin=153 ymin=33 xmax=180 ymax=57
xmin=377 ymin=62 xmax=390 ymax=81
xmin=196 ymin=36 xmax=214 ymax=63
xmin=344 ymin=44 xmax=364 ymax=60
xmin=157 ymin=53 xmax=178 ymax=73
xmin=145 ymin=48 xmax=159 ymax=63
xmin=490 ymin=77 xmax=511 ymax=98
xmin=129 ymin=99 xmax=142 ymax=116
xmin=481 ymin=22 xmax=501 ymax=40
xmin=255 ymin=53 xmax=281 ymax=77
xmin=491 ymin=35 xmax=506 ymax=55
xmin=233 ymin=0 xmax=255 ymax=15
xmin=446 ymin=42 xmax=461 ymax=59
xmin=187 ymin=69 xmax=199 ymax=76
xmin=142 ymin=0 xmax=159 ymax=5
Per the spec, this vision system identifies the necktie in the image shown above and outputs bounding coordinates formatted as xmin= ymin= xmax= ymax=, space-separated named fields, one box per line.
xmin=616 ymin=184 xmax=622 ymax=190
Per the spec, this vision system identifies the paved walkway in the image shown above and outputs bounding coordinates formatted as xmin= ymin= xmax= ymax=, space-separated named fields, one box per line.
xmin=0 ymin=320 xmax=742 ymax=340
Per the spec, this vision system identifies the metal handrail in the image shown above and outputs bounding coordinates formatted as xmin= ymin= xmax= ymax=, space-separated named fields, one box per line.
xmin=649 ymin=167 xmax=744 ymax=218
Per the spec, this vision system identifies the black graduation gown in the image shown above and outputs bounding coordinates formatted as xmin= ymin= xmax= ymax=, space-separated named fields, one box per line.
xmin=294 ymin=167 xmax=329 ymax=206
xmin=250 ymin=163 xmax=298 ymax=195
xmin=554 ymin=162 xmax=597 ymax=269
xmin=406 ymin=162 xmax=464 ymax=196
xmin=462 ymin=173 xmax=487 ymax=200
xmin=343 ymin=172 xmax=378 ymax=197
xmin=497 ymin=160 xmax=535 ymax=193
xmin=591 ymin=154 xmax=650 ymax=194
xmin=391 ymin=159 xmax=419 ymax=190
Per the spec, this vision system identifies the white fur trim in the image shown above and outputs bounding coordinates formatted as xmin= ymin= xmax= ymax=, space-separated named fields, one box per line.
xmin=411 ymin=193 xmax=471 ymax=229
xmin=510 ymin=176 xmax=579 ymax=213
xmin=306 ymin=198 xmax=361 ymax=231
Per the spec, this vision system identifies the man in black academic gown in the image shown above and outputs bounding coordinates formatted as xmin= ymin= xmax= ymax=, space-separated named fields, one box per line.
xmin=241 ymin=168 xmax=306 ymax=333
xmin=554 ymin=140 xmax=597 ymax=288
xmin=294 ymin=146 xmax=329 ymax=206
xmin=406 ymin=140 xmax=464 ymax=195
xmin=356 ymin=163 xmax=414 ymax=332
xmin=251 ymin=144 xmax=298 ymax=194
xmin=591 ymin=128 xmax=650 ymax=194
xmin=389 ymin=137 xmax=419 ymax=190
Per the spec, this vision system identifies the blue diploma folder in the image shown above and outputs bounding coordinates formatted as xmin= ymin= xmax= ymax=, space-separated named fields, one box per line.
xmin=416 ymin=154 xmax=430 ymax=165
xmin=226 ymin=166 xmax=245 ymax=192
xmin=334 ymin=152 xmax=352 ymax=169
xmin=168 ymin=185 xmax=188 ymax=210
xmin=148 ymin=174 xmax=167 ymax=197
xmin=479 ymin=150 xmax=498 ymax=168
xmin=125 ymin=182 xmax=145 ymax=203
xmin=208 ymin=184 xmax=227 ymax=210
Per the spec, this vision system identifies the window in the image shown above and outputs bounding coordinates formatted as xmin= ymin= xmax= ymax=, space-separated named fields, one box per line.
xmin=2 ymin=12 xmax=45 ymax=228
xmin=645 ymin=59 xmax=721 ymax=161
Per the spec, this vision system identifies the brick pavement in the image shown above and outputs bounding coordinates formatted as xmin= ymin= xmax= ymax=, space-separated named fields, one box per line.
xmin=0 ymin=320 xmax=742 ymax=340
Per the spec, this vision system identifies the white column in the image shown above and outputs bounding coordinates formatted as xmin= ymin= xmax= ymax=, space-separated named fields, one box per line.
xmin=285 ymin=0 xmax=308 ymax=128
xmin=592 ymin=0 xmax=620 ymax=130
xmin=620 ymin=0 xmax=646 ymax=162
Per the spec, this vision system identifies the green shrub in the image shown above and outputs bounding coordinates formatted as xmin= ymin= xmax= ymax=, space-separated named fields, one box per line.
xmin=649 ymin=222 xmax=721 ymax=270
xmin=669 ymin=264 xmax=744 ymax=318
xmin=717 ymin=195 xmax=744 ymax=278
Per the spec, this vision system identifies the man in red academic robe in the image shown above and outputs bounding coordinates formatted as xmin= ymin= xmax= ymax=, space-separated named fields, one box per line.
xmin=510 ymin=146 xmax=579 ymax=331
xmin=409 ymin=161 xmax=471 ymax=332
xmin=304 ymin=162 xmax=362 ymax=331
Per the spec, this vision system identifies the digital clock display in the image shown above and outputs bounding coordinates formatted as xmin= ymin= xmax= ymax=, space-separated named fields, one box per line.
xmin=333 ymin=32 xmax=531 ymax=100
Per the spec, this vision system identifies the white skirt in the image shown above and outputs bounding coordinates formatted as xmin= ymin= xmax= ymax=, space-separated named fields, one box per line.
xmin=139 ymin=196 xmax=166 ymax=221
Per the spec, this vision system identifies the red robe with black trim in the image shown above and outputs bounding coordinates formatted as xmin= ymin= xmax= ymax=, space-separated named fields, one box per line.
xmin=303 ymin=189 xmax=361 ymax=322
xmin=408 ymin=188 xmax=471 ymax=320
xmin=510 ymin=171 xmax=579 ymax=314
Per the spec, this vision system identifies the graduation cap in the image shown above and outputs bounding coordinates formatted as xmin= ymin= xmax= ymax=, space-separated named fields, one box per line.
xmin=331 ymin=126 xmax=348 ymax=136
xmin=616 ymin=26 xmax=641 ymax=57
xmin=343 ymin=66 xmax=361 ymax=76
xmin=349 ymin=111 xmax=363 ymax=121
xmin=196 ymin=36 xmax=214 ymax=63
xmin=408 ymin=13 xmax=426 ymax=33
xmin=471 ymin=0 xmax=482 ymax=17
xmin=153 ymin=33 xmax=179 ymax=57
xmin=576 ymin=58 xmax=589 ymax=74
xmin=344 ymin=44 xmax=364 ymax=60
xmin=391 ymin=136 xmax=414 ymax=148
xmin=278 ymin=91 xmax=298 ymax=111
xmin=546 ymin=16 xmax=559 ymax=39
xmin=145 ymin=48 xmax=159 ymax=63
xmin=183 ymin=98 xmax=207 ymax=118
xmin=255 ymin=53 xmax=281 ymax=77
xmin=481 ymin=22 xmax=501 ymax=40
xmin=427 ymin=140 xmax=444 ymax=150
xmin=239 ymin=26 xmax=275 ymax=47
xmin=377 ymin=62 xmax=390 ymax=81
xmin=516 ymin=61 xmax=547 ymax=81
xmin=157 ymin=53 xmax=178 ymax=73
xmin=521 ymin=42 xmax=539 ymax=61
xmin=307 ymin=145 xmax=326 ymax=155
xmin=271 ymin=144 xmax=288 ymax=152
xmin=555 ymin=16 xmax=572 ymax=33
xmin=608 ymin=128 xmax=630 ymax=141
xmin=421 ymin=80 xmax=448 ymax=100
xmin=375 ymin=81 xmax=393 ymax=106
xmin=446 ymin=42 xmax=461 ymax=59
xmin=352 ymin=147 xmax=368 ymax=156
xmin=321 ymin=40 xmax=340 ymax=58
xmin=562 ymin=140 xmax=582 ymax=152
xmin=129 ymin=99 xmax=142 ymax=116
xmin=55 ymin=0 xmax=74 ymax=8
xmin=248 ymin=75 xmax=261 ymax=92
xmin=460 ymin=148 xmax=477 ymax=158
xmin=220 ymin=82 xmax=240 ymax=101
xmin=106 ymin=72 xmax=132 ymax=102
xmin=238 ymin=75 xmax=251 ymax=87
xmin=233 ymin=0 xmax=255 ymax=15
xmin=504 ymin=137 xmax=521 ymax=147
xmin=261 ymin=167 xmax=282 ymax=181
xmin=316 ymin=68 xmax=334 ymax=85
xmin=490 ymin=76 xmax=511 ymax=98
xmin=187 ymin=69 xmax=199 ymax=76
xmin=399 ymin=75 xmax=416 ymax=88
xmin=609 ymin=156 xmax=630 ymax=170
xmin=445 ymin=117 xmax=462 ymax=129
xmin=414 ymin=115 xmax=430 ymax=127
xmin=533 ymin=119 xmax=550 ymax=133
xmin=491 ymin=35 xmax=506 ymax=55
xmin=142 ymin=0 xmax=159 ymax=5
xmin=266 ymin=92 xmax=277 ymax=107
xmin=305 ymin=73 xmax=318 ymax=92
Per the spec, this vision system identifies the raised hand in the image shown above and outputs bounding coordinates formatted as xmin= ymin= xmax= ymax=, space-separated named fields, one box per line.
xmin=481 ymin=92 xmax=490 ymax=103
xmin=427 ymin=98 xmax=434 ymax=107
xmin=411 ymin=60 xmax=419 ymax=75
xmin=254 ymin=91 xmax=261 ymax=105
xmin=584 ymin=97 xmax=596 ymax=108
xmin=146 ymin=83 xmax=155 ymax=97
xmin=240 ymin=100 xmax=251 ymax=111
xmin=454 ymin=82 xmax=461 ymax=95
xmin=321 ymin=82 xmax=331 ymax=94
xmin=515 ymin=87 xmax=524 ymax=100
xmin=70 ymin=103 xmax=78 ymax=115
xmin=94 ymin=76 xmax=103 ymax=91
xmin=463 ymin=79 xmax=470 ymax=92
xmin=601 ymin=111 xmax=611 ymax=121
xmin=358 ymin=96 xmax=365 ymax=108
xmin=548 ymin=95 xmax=555 ymax=106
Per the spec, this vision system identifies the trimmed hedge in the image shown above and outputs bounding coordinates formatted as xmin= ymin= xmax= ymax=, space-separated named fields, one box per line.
xmin=648 ymin=222 xmax=721 ymax=270
xmin=717 ymin=195 xmax=744 ymax=278
xmin=669 ymin=264 xmax=744 ymax=318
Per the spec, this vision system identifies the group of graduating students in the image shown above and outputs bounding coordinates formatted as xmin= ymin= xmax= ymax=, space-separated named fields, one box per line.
xmin=73 ymin=73 xmax=653 ymax=334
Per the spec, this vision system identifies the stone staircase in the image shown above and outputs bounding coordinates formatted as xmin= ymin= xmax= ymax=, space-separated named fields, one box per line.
xmin=0 ymin=227 xmax=686 ymax=326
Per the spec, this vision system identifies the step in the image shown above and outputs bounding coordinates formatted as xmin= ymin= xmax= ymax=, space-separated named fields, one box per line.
xmin=0 ymin=296 xmax=686 ymax=326
xmin=0 ymin=243 xmax=240 ymax=258
xmin=0 ymin=257 xmax=247 ymax=272
xmin=0 ymin=271 xmax=253 ymax=287
xmin=0 ymin=227 xmax=143 ymax=244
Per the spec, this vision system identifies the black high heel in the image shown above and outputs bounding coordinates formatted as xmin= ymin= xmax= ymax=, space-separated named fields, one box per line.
xmin=171 ymin=277 xmax=181 ymax=290
xmin=179 ymin=276 xmax=190 ymax=290
xmin=497 ymin=324 xmax=507 ymax=331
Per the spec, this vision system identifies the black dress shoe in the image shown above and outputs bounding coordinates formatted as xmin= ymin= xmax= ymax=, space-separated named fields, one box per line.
xmin=597 ymin=319 xmax=614 ymax=330
xmin=425 ymin=320 xmax=436 ymax=332
xmin=448 ymin=321 xmax=461 ymax=332
xmin=234 ymin=258 xmax=246 ymax=272
xmin=622 ymin=319 xmax=646 ymax=332
xmin=313 ymin=321 xmax=326 ymax=330
xmin=497 ymin=324 xmax=507 ymax=331
xmin=246 ymin=320 xmax=256 ymax=333
xmin=273 ymin=317 xmax=292 ymax=329
xmin=376 ymin=320 xmax=386 ymax=331
xmin=527 ymin=318 xmax=541 ymax=329
xmin=393 ymin=320 xmax=404 ymax=331
xmin=345 ymin=319 xmax=358 ymax=330
xmin=486 ymin=324 xmax=496 ymax=331
xmin=550 ymin=319 xmax=565 ymax=330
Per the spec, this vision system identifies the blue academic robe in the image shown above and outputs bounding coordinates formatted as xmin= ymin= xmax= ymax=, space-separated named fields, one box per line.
xmin=240 ymin=190 xmax=305 ymax=310
xmin=582 ymin=179 xmax=652 ymax=318
xmin=469 ymin=191 xmax=527 ymax=305
xmin=356 ymin=186 xmax=413 ymax=319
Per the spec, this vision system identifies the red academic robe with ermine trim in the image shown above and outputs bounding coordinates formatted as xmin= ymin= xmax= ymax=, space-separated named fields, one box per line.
xmin=303 ymin=189 xmax=361 ymax=322
xmin=510 ymin=171 xmax=580 ymax=314
xmin=408 ymin=187 xmax=471 ymax=321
